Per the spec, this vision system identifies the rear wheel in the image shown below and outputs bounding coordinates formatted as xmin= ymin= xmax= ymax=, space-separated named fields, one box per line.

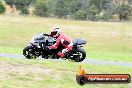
xmin=72 ymin=48 xmax=86 ymax=62
xmin=23 ymin=46 xmax=40 ymax=59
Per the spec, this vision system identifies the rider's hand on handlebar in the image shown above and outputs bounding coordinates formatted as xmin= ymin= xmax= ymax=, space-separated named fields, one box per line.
xmin=43 ymin=33 xmax=49 ymax=36
xmin=45 ymin=46 xmax=51 ymax=50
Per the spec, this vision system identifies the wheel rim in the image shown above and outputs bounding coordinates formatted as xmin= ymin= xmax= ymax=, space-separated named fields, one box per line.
xmin=76 ymin=52 xmax=83 ymax=61
xmin=24 ymin=48 xmax=37 ymax=59
xmin=75 ymin=52 xmax=83 ymax=62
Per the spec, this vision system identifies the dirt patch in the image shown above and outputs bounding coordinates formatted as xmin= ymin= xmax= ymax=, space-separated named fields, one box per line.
xmin=0 ymin=61 xmax=51 ymax=74
xmin=0 ymin=61 xmax=75 ymax=81
xmin=0 ymin=61 xmax=66 ymax=80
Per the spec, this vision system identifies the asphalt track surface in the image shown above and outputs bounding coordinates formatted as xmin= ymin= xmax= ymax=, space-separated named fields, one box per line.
xmin=0 ymin=53 xmax=132 ymax=67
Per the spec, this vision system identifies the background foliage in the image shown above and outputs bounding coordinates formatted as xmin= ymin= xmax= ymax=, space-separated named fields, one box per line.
xmin=0 ymin=1 xmax=5 ymax=14
xmin=3 ymin=0 xmax=132 ymax=21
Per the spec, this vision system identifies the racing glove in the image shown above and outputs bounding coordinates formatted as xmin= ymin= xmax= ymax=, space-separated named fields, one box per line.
xmin=44 ymin=46 xmax=51 ymax=50
xmin=43 ymin=33 xmax=49 ymax=36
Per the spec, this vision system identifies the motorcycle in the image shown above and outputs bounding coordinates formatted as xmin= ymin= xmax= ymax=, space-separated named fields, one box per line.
xmin=23 ymin=33 xmax=87 ymax=62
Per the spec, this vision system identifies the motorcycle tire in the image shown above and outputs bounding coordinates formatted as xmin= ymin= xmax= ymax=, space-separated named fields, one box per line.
xmin=73 ymin=48 xmax=86 ymax=62
xmin=23 ymin=46 xmax=39 ymax=59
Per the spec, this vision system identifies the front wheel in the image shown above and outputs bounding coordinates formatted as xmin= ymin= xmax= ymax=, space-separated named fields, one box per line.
xmin=23 ymin=46 xmax=40 ymax=59
xmin=71 ymin=48 xmax=86 ymax=62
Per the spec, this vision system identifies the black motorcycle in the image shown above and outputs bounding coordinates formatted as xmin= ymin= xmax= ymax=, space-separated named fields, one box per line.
xmin=23 ymin=33 xmax=87 ymax=62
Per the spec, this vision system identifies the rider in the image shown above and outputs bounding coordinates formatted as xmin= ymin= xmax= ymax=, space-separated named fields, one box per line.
xmin=48 ymin=27 xmax=73 ymax=58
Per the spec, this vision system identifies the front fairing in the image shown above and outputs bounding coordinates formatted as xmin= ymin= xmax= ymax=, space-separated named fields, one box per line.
xmin=29 ymin=33 xmax=46 ymax=47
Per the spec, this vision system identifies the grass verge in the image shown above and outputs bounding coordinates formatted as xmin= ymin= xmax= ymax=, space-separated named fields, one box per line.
xmin=0 ymin=57 xmax=132 ymax=88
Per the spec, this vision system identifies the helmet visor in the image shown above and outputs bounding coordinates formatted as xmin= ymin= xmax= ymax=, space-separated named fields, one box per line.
xmin=51 ymin=31 xmax=57 ymax=36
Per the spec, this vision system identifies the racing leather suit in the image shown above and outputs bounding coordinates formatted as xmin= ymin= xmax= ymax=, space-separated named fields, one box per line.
xmin=50 ymin=33 xmax=73 ymax=58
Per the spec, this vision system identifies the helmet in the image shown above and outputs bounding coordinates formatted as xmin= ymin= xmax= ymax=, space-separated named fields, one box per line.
xmin=51 ymin=27 xmax=61 ymax=38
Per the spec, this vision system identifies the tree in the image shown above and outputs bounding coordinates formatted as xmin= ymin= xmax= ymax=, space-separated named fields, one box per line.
xmin=100 ymin=11 xmax=113 ymax=21
xmin=128 ymin=0 xmax=132 ymax=5
xmin=74 ymin=10 xmax=87 ymax=20
xmin=4 ymin=0 xmax=14 ymax=7
xmin=68 ymin=0 xmax=82 ymax=14
xmin=4 ymin=0 xmax=35 ymax=14
xmin=0 ymin=1 xmax=5 ymax=14
xmin=90 ymin=0 xmax=108 ymax=13
xmin=54 ymin=0 xmax=69 ymax=18
xmin=116 ymin=3 xmax=132 ymax=20
xmin=34 ymin=0 xmax=48 ymax=17
xmin=87 ymin=4 xmax=99 ymax=21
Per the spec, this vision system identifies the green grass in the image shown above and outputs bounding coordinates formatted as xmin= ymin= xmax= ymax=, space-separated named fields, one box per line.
xmin=0 ymin=15 xmax=132 ymax=88
xmin=0 ymin=57 xmax=132 ymax=88
xmin=0 ymin=46 xmax=22 ymax=54
xmin=0 ymin=15 xmax=132 ymax=62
